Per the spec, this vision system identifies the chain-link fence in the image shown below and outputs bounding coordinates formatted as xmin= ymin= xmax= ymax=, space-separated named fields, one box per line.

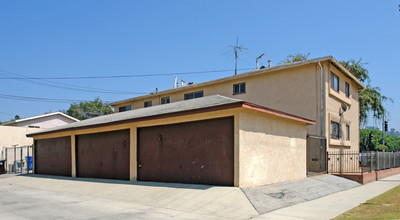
xmin=0 ymin=145 xmax=33 ymax=174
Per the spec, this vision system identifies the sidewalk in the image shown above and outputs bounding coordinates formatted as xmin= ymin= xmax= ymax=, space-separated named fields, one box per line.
xmin=254 ymin=173 xmax=400 ymax=220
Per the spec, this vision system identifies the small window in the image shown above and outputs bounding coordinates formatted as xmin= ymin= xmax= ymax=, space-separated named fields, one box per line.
xmin=345 ymin=82 xmax=350 ymax=97
xmin=346 ymin=125 xmax=350 ymax=140
xmin=161 ymin=96 xmax=170 ymax=104
xmin=144 ymin=101 xmax=152 ymax=108
xmin=331 ymin=121 xmax=340 ymax=139
xmin=184 ymin=91 xmax=204 ymax=100
xmin=118 ymin=105 xmax=132 ymax=112
xmin=233 ymin=82 xmax=246 ymax=95
xmin=331 ymin=72 xmax=339 ymax=91
xmin=28 ymin=125 xmax=40 ymax=128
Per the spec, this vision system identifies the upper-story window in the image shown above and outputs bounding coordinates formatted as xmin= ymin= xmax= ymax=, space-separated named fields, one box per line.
xmin=345 ymin=82 xmax=350 ymax=97
xmin=119 ymin=105 xmax=132 ymax=112
xmin=161 ymin=96 xmax=170 ymax=104
xmin=331 ymin=121 xmax=340 ymax=139
xmin=184 ymin=91 xmax=204 ymax=100
xmin=233 ymin=82 xmax=246 ymax=95
xmin=144 ymin=101 xmax=152 ymax=108
xmin=331 ymin=72 xmax=339 ymax=92
xmin=346 ymin=124 xmax=350 ymax=140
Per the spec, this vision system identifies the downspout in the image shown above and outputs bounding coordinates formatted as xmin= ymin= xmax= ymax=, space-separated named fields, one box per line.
xmin=318 ymin=62 xmax=325 ymax=170
xmin=318 ymin=62 xmax=324 ymax=137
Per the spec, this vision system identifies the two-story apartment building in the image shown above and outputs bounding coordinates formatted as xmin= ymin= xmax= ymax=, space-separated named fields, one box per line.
xmin=110 ymin=56 xmax=364 ymax=171
xmin=27 ymin=56 xmax=364 ymax=187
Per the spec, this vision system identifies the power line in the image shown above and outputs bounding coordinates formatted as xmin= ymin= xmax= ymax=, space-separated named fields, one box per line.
xmin=0 ymin=69 xmax=147 ymax=94
xmin=0 ymin=93 xmax=90 ymax=103
xmin=0 ymin=68 xmax=253 ymax=80
xmin=0 ymin=111 xmax=13 ymax=116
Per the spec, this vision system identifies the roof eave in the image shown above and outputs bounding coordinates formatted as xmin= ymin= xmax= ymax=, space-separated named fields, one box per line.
xmin=27 ymin=102 xmax=244 ymax=137
xmin=328 ymin=58 xmax=365 ymax=89
xmin=109 ymin=56 xmax=336 ymax=106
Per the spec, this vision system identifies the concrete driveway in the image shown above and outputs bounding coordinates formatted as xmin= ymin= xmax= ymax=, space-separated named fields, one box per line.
xmin=0 ymin=173 xmax=364 ymax=219
xmin=0 ymin=174 xmax=257 ymax=219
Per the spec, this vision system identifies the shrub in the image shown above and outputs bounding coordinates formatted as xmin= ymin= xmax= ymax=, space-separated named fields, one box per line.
xmin=375 ymin=145 xmax=389 ymax=151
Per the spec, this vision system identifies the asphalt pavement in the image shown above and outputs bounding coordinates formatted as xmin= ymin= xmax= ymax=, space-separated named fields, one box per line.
xmin=1 ymin=173 xmax=399 ymax=219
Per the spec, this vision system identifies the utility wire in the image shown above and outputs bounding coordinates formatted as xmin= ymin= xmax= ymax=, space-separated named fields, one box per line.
xmin=0 ymin=93 xmax=89 ymax=103
xmin=0 ymin=68 xmax=253 ymax=80
xmin=0 ymin=111 xmax=13 ymax=116
xmin=0 ymin=69 xmax=147 ymax=94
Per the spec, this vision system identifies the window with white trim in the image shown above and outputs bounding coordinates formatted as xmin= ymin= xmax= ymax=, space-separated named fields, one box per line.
xmin=119 ymin=105 xmax=132 ymax=112
xmin=233 ymin=82 xmax=246 ymax=95
xmin=161 ymin=96 xmax=170 ymax=104
xmin=184 ymin=91 xmax=204 ymax=100
xmin=144 ymin=101 xmax=152 ymax=108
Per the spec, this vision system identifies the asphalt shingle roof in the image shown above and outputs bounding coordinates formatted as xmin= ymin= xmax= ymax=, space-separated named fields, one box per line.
xmin=27 ymin=95 xmax=243 ymax=137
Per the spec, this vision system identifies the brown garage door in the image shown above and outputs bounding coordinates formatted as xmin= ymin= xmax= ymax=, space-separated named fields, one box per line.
xmin=35 ymin=136 xmax=71 ymax=176
xmin=138 ymin=117 xmax=234 ymax=186
xmin=76 ymin=129 xmax=130 ymax=180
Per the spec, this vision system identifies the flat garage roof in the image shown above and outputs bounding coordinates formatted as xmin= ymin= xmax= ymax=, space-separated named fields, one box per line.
xmin=27 ymin=95 xmax=314 ymax=137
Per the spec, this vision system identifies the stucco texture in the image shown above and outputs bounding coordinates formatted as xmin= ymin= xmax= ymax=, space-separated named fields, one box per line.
xmin=238 ymin=109 xmax=307 ymax=187
xmin=0 ymin=126 xmax=42 ymax=147
xmin=114 ymin=61 xmax=361 ymax=152
xmin=325 ymin=64 xmax=360 ymax=152
xmin=29 ymin=106 xmax=309 ymax=187
xmin=16 ymin=114 xmax=77 ymax=129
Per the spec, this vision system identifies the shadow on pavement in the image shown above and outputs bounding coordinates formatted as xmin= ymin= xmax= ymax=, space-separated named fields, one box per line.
xmin=16 ymin=173 xmax=215 ymax=190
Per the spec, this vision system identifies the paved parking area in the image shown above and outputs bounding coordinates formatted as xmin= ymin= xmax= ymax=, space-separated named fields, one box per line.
xmin=242 ymin=174 xmax=360 ymax=214
xmin=2 ymin=173 xmax=397 ymax=219
xmin=0 ymin=174 xmax=257 ymax=219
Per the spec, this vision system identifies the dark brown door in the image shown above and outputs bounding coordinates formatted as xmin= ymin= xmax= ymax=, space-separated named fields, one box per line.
xmin=138 ymin=117 xmax=234 ymax=186
xmin=76 ymin=129 xmax=130 ymax=180
xmin=35 ymin=136 xmax=71 ymax=176
xmin=306 ymin=136 xmax=327 ymax=172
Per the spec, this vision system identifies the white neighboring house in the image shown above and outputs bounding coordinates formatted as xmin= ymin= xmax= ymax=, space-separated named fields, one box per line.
xmin=3 ymin=112 xmax=79 ymax=129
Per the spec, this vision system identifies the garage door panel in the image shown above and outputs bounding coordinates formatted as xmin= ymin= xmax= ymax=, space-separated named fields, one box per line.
xmin=138 ymin=117 xmax=234 ymax=186
xmin=35 ymin=136 xmax=71 ymax=176
xmin=76 ymin=129 xmax=130 ymax=180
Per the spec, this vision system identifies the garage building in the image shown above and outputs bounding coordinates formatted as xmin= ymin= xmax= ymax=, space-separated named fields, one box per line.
xmin=27 ymin=95 xmax=314 ymax=187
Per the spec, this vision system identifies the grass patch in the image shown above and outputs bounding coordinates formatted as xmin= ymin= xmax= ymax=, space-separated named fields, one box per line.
xmin=334 ymin=185 xmax=400 ymax=219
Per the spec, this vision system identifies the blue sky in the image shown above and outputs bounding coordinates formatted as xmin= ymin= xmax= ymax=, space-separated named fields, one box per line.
xmin=0 ymin=1 xmax=399 ymax=130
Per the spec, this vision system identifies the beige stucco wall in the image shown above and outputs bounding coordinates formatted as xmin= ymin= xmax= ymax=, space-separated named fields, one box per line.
xmin=15 ymin=114 xmax=77 ymax=129
xmin=325 ymin=64 xmax=360 ymax=151
xmin=0 ymin=126 xmax=42 ymax=147
xmin=31 ymin=108 xmax=241 ymax=184
xmin=116 ymin=64 xmax=320 ymax=133
xmin=238 ymin=109 xmax=307 ymax=187
xmin=0 ymin=126 xmax=40 ymax=171
xmin=115 ymin=61 xmax=360 ymax=152
xmin=30 ymin=107 xmax=309 ymax=187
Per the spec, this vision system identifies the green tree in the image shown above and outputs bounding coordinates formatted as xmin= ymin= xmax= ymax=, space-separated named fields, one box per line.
xmin=385 ymin=134 xmax=400 ymax=151
xmin=63 ymin=97 xmax=114 ymax=120
xmin=360 ymin=128 xmax=400 ymax=152
xmin=279 ymin=52 xmax=310 ymax=64
xmin=340 ymin=58 xmax=370 ymax=83
xmin=340 ymin=59 xmax=391 ymax=124
xmin=14 ymin=115 xmax=20 ymax=120
xmin=280 ymin=54 xmax=392 ymax=125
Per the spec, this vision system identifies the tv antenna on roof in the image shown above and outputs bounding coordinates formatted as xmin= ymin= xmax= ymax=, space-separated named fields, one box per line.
xmin=228 ymin=37 xmax=247 ymax=75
